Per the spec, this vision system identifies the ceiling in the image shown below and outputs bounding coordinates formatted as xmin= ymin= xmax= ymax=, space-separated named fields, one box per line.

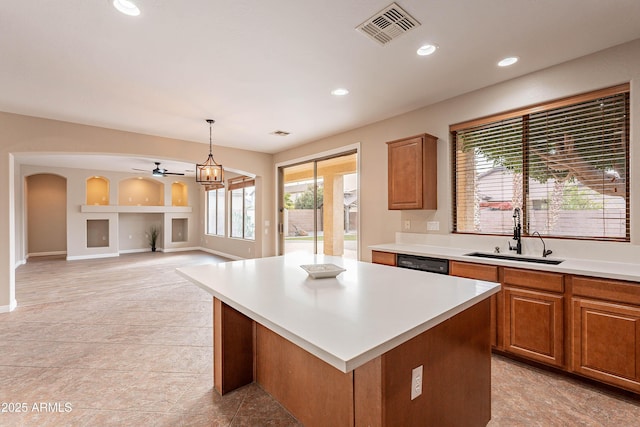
xmin=3 ymin=0 xmax=640 ymax=173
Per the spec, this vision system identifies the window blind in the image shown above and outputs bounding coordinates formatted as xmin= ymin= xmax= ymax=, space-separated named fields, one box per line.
xmin=228 ymin=176 xmax=255 ymax=190
xmin=452 ymin=85 xmax=629 ymax=241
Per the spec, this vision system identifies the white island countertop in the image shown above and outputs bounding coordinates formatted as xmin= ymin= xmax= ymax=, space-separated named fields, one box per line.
xmin=177 ymin=253 xmax=499 ymax=373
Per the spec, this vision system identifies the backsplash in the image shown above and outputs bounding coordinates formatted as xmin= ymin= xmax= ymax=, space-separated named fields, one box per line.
xmin=395 ymin=232 xmax=640 ymax=265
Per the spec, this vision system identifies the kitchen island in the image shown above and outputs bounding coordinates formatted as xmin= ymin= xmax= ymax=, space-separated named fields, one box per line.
xmin=177 ymin=253 xmax=500 ymax=427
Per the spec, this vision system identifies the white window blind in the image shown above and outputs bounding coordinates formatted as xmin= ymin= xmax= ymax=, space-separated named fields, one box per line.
xmin=229 ymin=176 xmax=256 ymax=240
xmin=206 ymin=187 xmax=225 ymax=236
xmin=452 ymin=85 xmax=629 ymax=241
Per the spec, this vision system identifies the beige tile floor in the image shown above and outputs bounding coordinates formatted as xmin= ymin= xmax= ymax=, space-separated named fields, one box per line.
xmin=1 ymin=251 xmax=639 ymax=426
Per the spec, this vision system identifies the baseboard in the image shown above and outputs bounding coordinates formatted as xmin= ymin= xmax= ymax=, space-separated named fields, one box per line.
xmin=63 ymin=248 xmax=242 ymax=261
xmin=14 ymin=259 xmax=26 ymax=268
xmin=162 ymin=246 xmax=200 ymax=253
xmin=28 ymin=251 xmax=67 ymax=258
xmin=199 ymin=247 xmax=244 ymax=261
xmin=0 ymin=299 xmax=18 ymax=313
xmin=119 ymin=248 xmax=155 ymax=254
xmin=66 ymin=253 xmax=120 ymax=261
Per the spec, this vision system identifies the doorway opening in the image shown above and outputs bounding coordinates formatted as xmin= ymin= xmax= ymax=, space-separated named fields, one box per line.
xmin=25 ymin=173 xmax=68 ymax=259
xmin=279 ymin=150 xmax=358 ymax=259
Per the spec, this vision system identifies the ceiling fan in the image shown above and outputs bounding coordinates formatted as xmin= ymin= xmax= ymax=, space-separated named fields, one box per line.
xmin=133 ymin=162 xmax=185 ymax=177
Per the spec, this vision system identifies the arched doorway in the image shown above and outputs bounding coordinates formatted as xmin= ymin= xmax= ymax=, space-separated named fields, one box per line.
xmin=25 ymin=174 xmax=67 ymax=258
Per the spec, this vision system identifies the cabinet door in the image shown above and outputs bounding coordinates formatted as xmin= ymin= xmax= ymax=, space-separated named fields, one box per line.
xmin=450 ymin=261 xmax=501 ymax=349
xmin=387 ymin=134 xmax=437 ymax=210
xmin=504 ymin=287 xmax=564 ymax=367
xmin=371 ymin=250 xmax=396 ymax=266
xmin=572 ymin=298 xmax=640 ymax=393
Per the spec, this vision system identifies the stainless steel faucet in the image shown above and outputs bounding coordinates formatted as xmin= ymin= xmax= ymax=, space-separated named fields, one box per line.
xmin=508 ymin=207 xmax=522 ymax=254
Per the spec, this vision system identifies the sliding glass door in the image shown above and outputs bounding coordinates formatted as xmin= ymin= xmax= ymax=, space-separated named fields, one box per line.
xmin=278 ymin=151 xmax=357 ymax=259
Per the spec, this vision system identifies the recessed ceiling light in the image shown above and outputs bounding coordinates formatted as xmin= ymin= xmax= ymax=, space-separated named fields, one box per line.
xmin=417 ymin=44 xmax=438 ymax=56
xmin=113 ymin=0 xmax=140 ymax=16
xmin=498 ymin=56 xmax=519 ymax=67
xmin=331 ymin=88 xmax=349 ymax=96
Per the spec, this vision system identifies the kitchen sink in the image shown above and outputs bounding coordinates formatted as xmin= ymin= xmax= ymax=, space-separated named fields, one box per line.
xmin=464 ymin=252 xmax=564 ymax=265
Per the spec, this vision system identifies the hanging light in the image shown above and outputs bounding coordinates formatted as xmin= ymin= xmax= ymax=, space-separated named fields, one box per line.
xmin=196 ymin=119 xmax=224 ymax=188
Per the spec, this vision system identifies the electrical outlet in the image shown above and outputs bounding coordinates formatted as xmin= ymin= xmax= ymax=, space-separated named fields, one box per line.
xmin=427 ymin=221 xmax=440 ymax=231
xmin=411 ymin=365 xmax=423 ymax=400
xmin=404 ymin=220 xmax=411 ymax=230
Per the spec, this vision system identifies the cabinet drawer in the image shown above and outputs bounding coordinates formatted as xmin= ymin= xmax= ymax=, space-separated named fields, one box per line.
xmin=371 ymin=251 xmax=396 ymax=266
xmin=503 ymin=268 xmax=564 ymax=293
xmin=450 ymin=261 xmax=498 ymax=282
xmin=571 ymin=276 xmax=640 ymax=306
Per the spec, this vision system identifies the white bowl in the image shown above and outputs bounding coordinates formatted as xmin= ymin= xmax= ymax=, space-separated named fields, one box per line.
xmin=300 ymin=263 xmax=346 ymax=279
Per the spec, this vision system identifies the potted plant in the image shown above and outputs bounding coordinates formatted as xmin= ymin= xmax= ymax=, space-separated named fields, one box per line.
xmin=149 ymin=226 xmax=159 ymax=252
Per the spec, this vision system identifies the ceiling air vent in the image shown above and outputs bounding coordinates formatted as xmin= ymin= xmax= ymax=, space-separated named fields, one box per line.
xmin=270 ymin=130 xmax=290 ymax=136
xmin=356 ymin=2 xmax=420 ymax=46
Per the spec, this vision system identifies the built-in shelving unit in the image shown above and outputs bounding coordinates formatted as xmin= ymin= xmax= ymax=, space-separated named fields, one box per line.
xmin=80 ymin=205 xmax=192 ymax=213
xmin=79 ymin=175 xmax=195 ymax=255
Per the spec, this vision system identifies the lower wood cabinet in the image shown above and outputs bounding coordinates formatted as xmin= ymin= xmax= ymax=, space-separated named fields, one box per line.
xmin=449 ymin=261 xmax=501 ymax=349
xmin=371 ymin=250 xmax=396 ymax=266
xmin=571 ymin=276 xmax=640 ymax=393
xmin=503 ymin=268 xmax=565 ymax=368
xmin=372 ymin=252 xmax=640 ymax=394
xmin=504 ymin=287 xmax=564 ymax=367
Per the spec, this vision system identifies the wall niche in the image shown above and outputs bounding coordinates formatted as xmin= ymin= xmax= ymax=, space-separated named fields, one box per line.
xmin=172 ymin=218 xmax=188 ymax=242
xmin=87 ymin=219 xmax=109 ymax=248
xmin=119 ymin=177 xmax=164 ymax=206
xmin=86 ymin=176 xmax=110 ymax=205
xmin=171 ymin=182 xmax=188 ymax=206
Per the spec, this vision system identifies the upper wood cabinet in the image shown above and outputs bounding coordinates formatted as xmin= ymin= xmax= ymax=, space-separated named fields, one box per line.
xmin=387 ymin=133 xmax=437 ymax=210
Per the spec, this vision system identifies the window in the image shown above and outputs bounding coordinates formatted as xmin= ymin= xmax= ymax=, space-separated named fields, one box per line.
xmin=206 ymin=187 xmax=225 ymax=236
xmin=229 ymin=177 xmax=255 ymax=240
xmin=451 ymin=84 xmax=629 ymax=241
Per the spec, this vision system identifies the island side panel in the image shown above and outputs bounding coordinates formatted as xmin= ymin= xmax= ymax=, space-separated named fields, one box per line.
xmin=365 ymin=298 xmax=491 ymax=427
xmin=354 ymin=356 xmax=383 ymax=427
xmin=214 ymin=298 xmax=254 ymax=394
xmin=255 ymin=324 xmax=355 ymax=427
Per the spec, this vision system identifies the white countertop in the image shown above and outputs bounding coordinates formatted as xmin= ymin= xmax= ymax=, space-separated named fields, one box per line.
xmin=370 ymin=243 xmax=640 ymax=283
xmin=176 ymin=253 xmax=500 ymax=373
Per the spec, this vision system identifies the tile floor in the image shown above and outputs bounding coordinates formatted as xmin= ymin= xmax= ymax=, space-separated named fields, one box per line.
xmin=1 ymin=251 xmax=639 ymax=426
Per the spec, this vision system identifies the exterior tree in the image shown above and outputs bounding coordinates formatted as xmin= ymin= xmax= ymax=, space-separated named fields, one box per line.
xmin=294 ymin=185 xmax=323 ymax=209
xmin=283 ymin=193 xmax=295 ymax=209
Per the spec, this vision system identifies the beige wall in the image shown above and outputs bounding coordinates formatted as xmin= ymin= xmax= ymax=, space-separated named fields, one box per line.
xmin=274 ymin=38 xmax=640 ymax=263
xmin=2 ymin=38 xmax=640 ymax=311
xmin=1 ymin=117 xmax=274 ymax=310
xmin=26 ymin=173 xmax=67 ymax=255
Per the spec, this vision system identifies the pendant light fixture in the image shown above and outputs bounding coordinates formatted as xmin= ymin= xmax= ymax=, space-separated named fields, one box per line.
xmin=196 ymin=119 xmax=224 ymax=188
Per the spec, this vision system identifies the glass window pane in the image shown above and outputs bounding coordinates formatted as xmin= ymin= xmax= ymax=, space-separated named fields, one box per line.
xmin=453 ymin=88 xmax=629 ymax=241
xmin=455 ymin=118 xmax=523 ymax=234
xmin=230 ymin=188 xmax=243 ymax=238
xmin=216 ymin=189 xmax=225 ymax=236
xmin=206 ymin=190 xmax=216 ymax=235
xmin=244 ymin=186 xmax=255 ymax=240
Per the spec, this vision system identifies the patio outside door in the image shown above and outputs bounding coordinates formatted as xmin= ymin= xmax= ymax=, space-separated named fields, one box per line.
xmin=278 ymin=151 xmax=357 ymax=259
